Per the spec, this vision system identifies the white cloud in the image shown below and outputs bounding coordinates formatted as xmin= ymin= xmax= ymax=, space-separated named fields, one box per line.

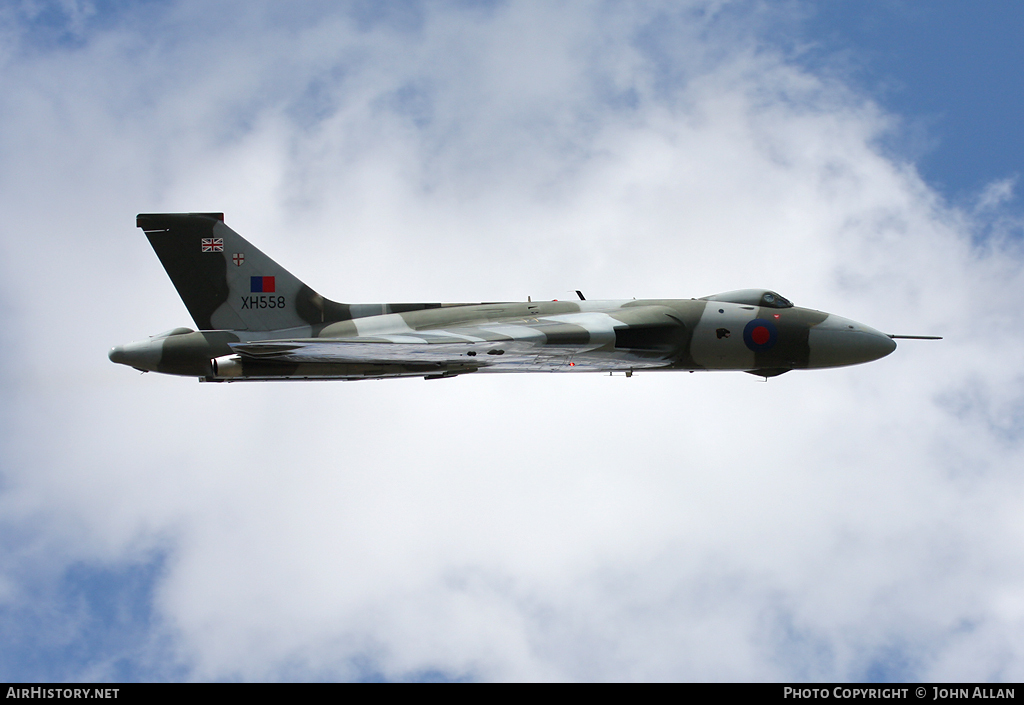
xmin=976 ymin=177 xmax=1017 ymax=212
xmin=0 ymin=0 xmax=1022 ymax=682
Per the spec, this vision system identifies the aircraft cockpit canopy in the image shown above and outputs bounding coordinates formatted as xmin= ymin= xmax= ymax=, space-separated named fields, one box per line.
xmin=701 ymin=289 xmax=794 ymax=309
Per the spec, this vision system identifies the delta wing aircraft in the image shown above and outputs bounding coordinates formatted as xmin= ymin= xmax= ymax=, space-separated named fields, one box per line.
xmin=109 ymin=213 xmax=936 ymax=382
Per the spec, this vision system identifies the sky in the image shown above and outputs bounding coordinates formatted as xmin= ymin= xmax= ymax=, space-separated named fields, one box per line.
xmin=0 ymin=0 xmax=1023 ymax=683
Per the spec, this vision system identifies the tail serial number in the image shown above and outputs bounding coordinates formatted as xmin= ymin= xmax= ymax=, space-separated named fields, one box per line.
xmin=240 ymin=296 xmax=286 ymax=309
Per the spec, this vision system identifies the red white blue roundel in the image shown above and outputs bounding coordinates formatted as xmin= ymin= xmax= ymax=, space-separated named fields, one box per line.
xmin=743 ymin=318 xmax=778 ymax=352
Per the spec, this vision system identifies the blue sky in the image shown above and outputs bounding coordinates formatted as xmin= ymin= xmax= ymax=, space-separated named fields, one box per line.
xmin=799 ymin=1 xmax=1024 ymax=206
xmin=10 ymin=1 xmax=1023 ymax=203
xmin=0 ymin=0 xmax=1022 ymax=683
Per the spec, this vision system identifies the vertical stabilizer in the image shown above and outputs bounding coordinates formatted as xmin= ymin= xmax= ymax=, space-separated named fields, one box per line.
xmin=137 ymin=213 xmax=346 ymax=332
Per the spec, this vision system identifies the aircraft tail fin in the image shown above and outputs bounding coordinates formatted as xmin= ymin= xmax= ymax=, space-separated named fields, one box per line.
xmin=137 ymin=213 xmax=349 ymax=332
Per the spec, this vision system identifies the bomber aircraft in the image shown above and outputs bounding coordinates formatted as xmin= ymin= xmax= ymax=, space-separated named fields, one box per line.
xmin=109 ymin=213 xmax=936 ymax=382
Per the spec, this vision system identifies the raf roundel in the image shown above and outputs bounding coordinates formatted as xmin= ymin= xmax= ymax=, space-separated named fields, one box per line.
xmin=743 ymin=318 xmax=778 ymax=352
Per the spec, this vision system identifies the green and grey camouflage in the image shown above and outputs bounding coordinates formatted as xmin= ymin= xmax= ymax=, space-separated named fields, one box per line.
xmin=109 ymin=213 xmax=918 ymax=382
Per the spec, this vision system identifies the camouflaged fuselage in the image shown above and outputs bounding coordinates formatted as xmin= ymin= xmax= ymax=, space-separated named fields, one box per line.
xmin=109 ymin=213 xmax=898 ymax=381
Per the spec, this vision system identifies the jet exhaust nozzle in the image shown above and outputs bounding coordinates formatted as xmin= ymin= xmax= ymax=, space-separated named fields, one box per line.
xmin=211 ymin=355 xmax=244 ymax=378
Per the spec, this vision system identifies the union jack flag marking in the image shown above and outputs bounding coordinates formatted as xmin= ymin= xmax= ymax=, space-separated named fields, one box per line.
xmin=201 ymin=238 xmax=224 ymax=252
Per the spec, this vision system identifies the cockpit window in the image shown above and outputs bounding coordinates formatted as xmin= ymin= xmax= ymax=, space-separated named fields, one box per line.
xmin=761 ymin=291 xmax=793 ymax=309
xmin=701 ymin=289 xmax=795 ymax=308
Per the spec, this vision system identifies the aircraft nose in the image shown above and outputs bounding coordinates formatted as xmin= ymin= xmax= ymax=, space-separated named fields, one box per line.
xmin=808 ymin=316 xmax=897 ymax=368
xmin=857 ymin=330 xmax=897 ymax=362
xmin=108 ymin=345 xmax=127 ymax=364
